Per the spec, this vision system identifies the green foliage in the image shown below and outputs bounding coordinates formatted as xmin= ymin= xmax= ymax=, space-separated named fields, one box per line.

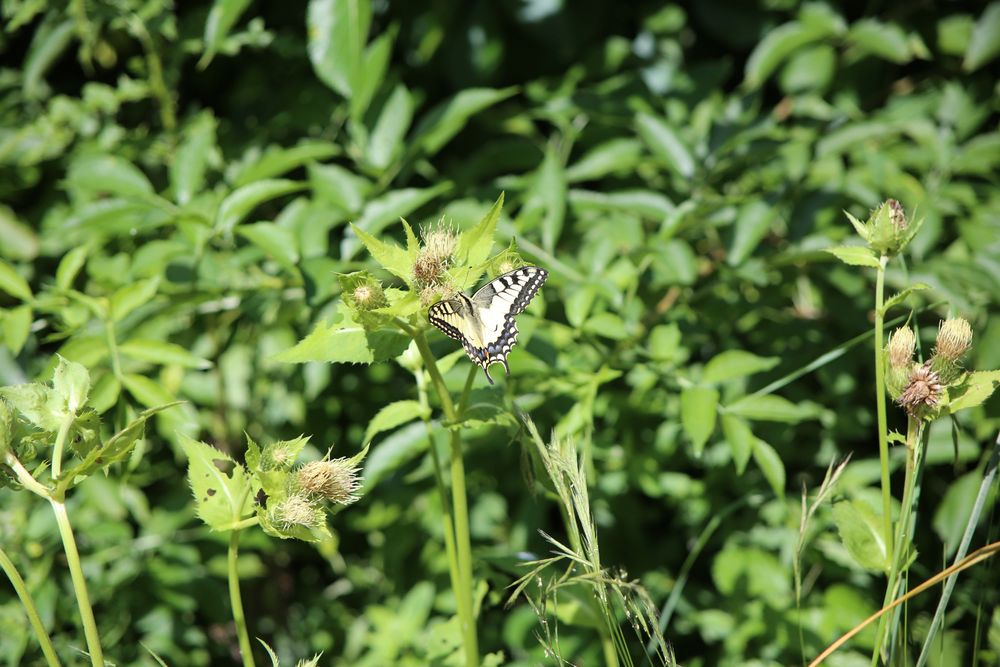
xmin=1 ymin=1 xmax=999 ymax=666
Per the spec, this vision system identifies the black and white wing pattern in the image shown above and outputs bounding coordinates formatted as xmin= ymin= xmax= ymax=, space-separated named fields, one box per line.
xmin=427 ymin=266 xmax=547 ymax=384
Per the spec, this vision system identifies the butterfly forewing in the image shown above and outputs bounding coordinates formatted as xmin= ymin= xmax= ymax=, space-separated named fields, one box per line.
xmin=427 ymin=266 xmax=547 ymax=383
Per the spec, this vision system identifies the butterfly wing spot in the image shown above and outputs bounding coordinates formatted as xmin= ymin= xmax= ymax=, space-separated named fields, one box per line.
xmin=428 ymin=266 xmax=547 ymax=382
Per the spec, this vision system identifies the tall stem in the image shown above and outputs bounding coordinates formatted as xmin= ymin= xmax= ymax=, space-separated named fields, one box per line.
xmin=412 ymin=330 xmax=479 ymax=667
xmin=51 ymin=414 xmax=75 ymax=480
xmin=0 ymin=546 xmax=61 ymax=667
xmin=49 ymin=500 xmax=103 ymax=667
xmin=874 ymin=254 xmax=894 ymax=562
xmin=228 ymin=530 xmax=256 ymax=667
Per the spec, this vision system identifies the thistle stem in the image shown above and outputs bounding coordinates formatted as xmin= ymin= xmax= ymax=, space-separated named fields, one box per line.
xmin=50 ymin=499 xmax=103 ymax=667
xmin=228 ymin=529 xmax=256 ymax=667
xmin=412 ymin=330 xmax=479 ymax=667
xmin=51 ymin=413 xmax=75 ymax=481
xmin=874 ymin=254 xmax=894 ymax=563
xmin=0 ymin=546 xmax=61 ymax=666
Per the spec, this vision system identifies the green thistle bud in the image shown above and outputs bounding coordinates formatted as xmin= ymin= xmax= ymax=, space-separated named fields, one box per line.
xmin=885 ymin=326 xmax=916 ymax=399
xmin=270 ymin=493 xmax=323 ymax=531
xmin=421 ymin=220 xmax=458 ymax=263
xmin=297 ymin=458 xmax=361 ymax=505
xmin=852 ymin=199 xmax=922 ymax=257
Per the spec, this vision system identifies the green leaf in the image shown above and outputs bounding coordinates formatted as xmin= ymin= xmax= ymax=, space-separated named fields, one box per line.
xmin=456 ymin=194 xmax=503 ymax=268
xmin=932 ymin=471 xmax=986 ymax=557
xmin=2 ymin=305 xmax=32 ymax=354
xmin=824 ymin=245 xmax=882 ymax=268
xmin=532 ymin=147 xmax=567 ymax=252
xmin=344 ymin=183 xmax=451 ymax=258
xmin=728 ymin=200 xmax=773 ymax=266
xmin=848 ymin=19 xmax=913 ymax=64
xmin=200 ymin=0 xmax=252 ymax=68
xmin=363 ymin=400 xmax=429 ymax=444
xmin=948 ymin=370 xmax=1000 ymax=413
xmin=55 ymin=245 xmax=89 ymax=291
xmin=0 ymin=260 xmax=32 ymax=301
xmin=274 ymin=304 xmax=409 ymax=364
xmin=744 ymin=20 xmax=831 ymax=88
xmin=964 ymin=3 xmax=1000 ymax=71
xmin=52 ymin=355 xmax=90 ymax=414
xmin=171 ymin=111 xmax=218 ymax=205
xmin=180 ymin=435 xmax=255 ymax=529
xmin=349 ymin=223 xmax=413 ymax=283
xmin=307 ymin=0 xmax=371 ymax=96
xmin=0 ymin=383 xmax=61 ymax=431
xmin=413 ymin=87 xmax=517 ymax=157
xmin=635 ymin=112 xmax=694 ymax=179
xmin=721 ymin=414 xmax=754 ymax=474
xmin=725 ymin=394 xmax=820 ymax=423
xmin=751 ymin=438 xmax=785 ymax=500
xmin=235 ymin=141 xmax=341 ymax=187
xmin=0 ymin=205 xmax=39 ymax=261
xmin=680 ymin=386 xmax=719 ymax=456
xmin=216 ymin=179 xmax=306 ymax=234
xmin=119 ymin=339 xmax=213 ymax=369
xmin=362 ymin=421 xmax=428 ymax=489
xmin=23 ymin=19 xmax=75 ymax=99
xmin=122 ymin=373 xmax=175 ymax=409
xmin=238 ymin=223 xmax=300 ymax=274
xmin=880 ymin=283 xmax=930 ymax=315
xmin=366 ymin=84 xmax=414 ymax=170
xmin=65 ymin=154 xmax=155 ymax=200
xmin=565 ymin=139 xmax=643 ymax=183
xmin=308 ymin=163 xmax=371 ymax=213
xmin=844 ymin=211 xmax=869 ymax=240
xmin=110 ymin=278 xmax=160 ymax=322
xmin=832 ymin=500 xmax=890 ymax=573
xmin=703 ymin=350 xmax=780 ymax=384
xmin=351 ymin=29 xmax=394 ymax=118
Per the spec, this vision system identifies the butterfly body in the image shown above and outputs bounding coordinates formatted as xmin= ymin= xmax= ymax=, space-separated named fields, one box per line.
xmin=428 ymin=266 xmax=547 ymax=384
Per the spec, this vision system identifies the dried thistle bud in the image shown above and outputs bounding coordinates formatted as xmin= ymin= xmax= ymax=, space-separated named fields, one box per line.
xmin=413 ymin=254 xmax=443 ymax=286
xmin=297 ymin=459 xmax=361 ymax=505
xmin=887 ymin=326 xmax=915 ymax=369
xmin=887 ymin=199 xmax=906 ymax=230
xmin=934 ymin=318 xmax=972 ymax=362
xmin=897 ymin=362 xmax=943 ymax=415
xmin=270 ymin=494 xmax=323 ymax=530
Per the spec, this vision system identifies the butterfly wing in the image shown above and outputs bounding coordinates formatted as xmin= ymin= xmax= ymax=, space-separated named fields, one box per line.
xmin=427 ymin=294 xmax=492 ymax=374
xmin=469 ymin=266 xmax=548 ymax=382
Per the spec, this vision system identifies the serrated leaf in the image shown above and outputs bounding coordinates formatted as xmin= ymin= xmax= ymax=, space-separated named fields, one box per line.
xmin=119 ymin=339 xmax=213 ymax=369
xmin=274 ymin=304 xmax=409 ymax=364
xmin=879 ymin=283 xmax=930 ymax=315
xmin=110 ymin=278 xmax=160 ymax=322
xmin=364 ymin=400 xmax=429 ymax=444
xmin=832 ymin=500 xmax=890 ymax=573
xmin=0 ymin=383 xmax=61 ymax=431
xmin=0 ymin=260 xmax=32 ymax=301
xmin=349 ymin=223 xmax=412 ymax=283
xmin=703 ymin=350 xmax=780 ymax=384
xmin=824 ymin=245 xmax=882 ymax=268
xmin=948 ymin=370 xmax=1000 ymax=413
xmin=680 ymin=386 xmax=719 ymax=456
xmin=343 ymin=184 xmax=451 ymax=259
xmin=844 ymin=211 xmax=869 ymax=240
xmin=456 ymin=194 xmax=503 ymax=269
xmin=216 ymin=179 xmax=306 ymax=234
xmin=180 ymin=435 xmax=255 ymax=529
xmin=52 ymin=355 xmax=89 ymax=414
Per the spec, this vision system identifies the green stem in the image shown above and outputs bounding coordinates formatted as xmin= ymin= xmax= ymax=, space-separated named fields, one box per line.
xmin=412 ymin=330 xmax=479 ymax=667
xmin=0 ymin=546 xmax=61 ymax=667
xmin=50 ymin=499 xmax=103 ymax=667
xmin=874 ymin=254 xmax=894 ymax=564
xmin=51 ymin=414 xmax=75 ymax=481
xmin=228 ymin=530 xmax=256 ymax=667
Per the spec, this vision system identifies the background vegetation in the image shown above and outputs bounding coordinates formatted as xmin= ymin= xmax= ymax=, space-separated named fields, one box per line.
xmin=1 ymin=0 xmax=999 ymax=665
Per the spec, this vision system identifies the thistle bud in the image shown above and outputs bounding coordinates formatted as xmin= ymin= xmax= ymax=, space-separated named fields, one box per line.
xmin=270 ymin=493 xmax=323 ymax=530
xmin=421 ymin=220 xmax=458 ymax=262
xmin=888 ymin=199 xmax=906 ymax=230
xmin=887 ymin=326 xmax=915 ymax=369
xmin=933 ymin=318 xmax=972 ymax=362
xmin=297 ymin=458 xmax=361 ymax=505
xmin=897 ymin=362 xmax=943 ymax=416
xmin=857 ymin=199 xmax=921 ymax=257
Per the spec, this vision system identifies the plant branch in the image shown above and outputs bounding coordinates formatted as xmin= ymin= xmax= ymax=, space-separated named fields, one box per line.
xmin=228 ymin=529 xmax=256 ymax=667
xmin=50 ymin=499 xmax=103 ymax=666
xmin=873 ymin=254 xmax=894 ymax=563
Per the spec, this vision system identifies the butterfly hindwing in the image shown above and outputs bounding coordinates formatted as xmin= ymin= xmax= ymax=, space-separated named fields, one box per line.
xmin=427 ymin=266 xmax=547 ymax=383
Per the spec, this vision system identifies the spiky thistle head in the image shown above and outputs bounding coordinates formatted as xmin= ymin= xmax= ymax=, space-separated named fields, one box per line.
xmin=296 ymin=458 xmax=361 ymax=505
xmin=269 ymin=493 xmax=324 ymax=531
xmin=413 ymin=220 xmax=458 ymax=288
xmin=933 ymin=318 xmax=972 ymax=363
xmin=897 ymin=362 xmax=943 ymax=416
xmin=887 ymin=326 xmax=916 ymax=369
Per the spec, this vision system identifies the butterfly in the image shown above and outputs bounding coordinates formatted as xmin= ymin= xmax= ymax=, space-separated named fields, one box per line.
xmin=428 ymin=266 xmax=548 ymax=384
